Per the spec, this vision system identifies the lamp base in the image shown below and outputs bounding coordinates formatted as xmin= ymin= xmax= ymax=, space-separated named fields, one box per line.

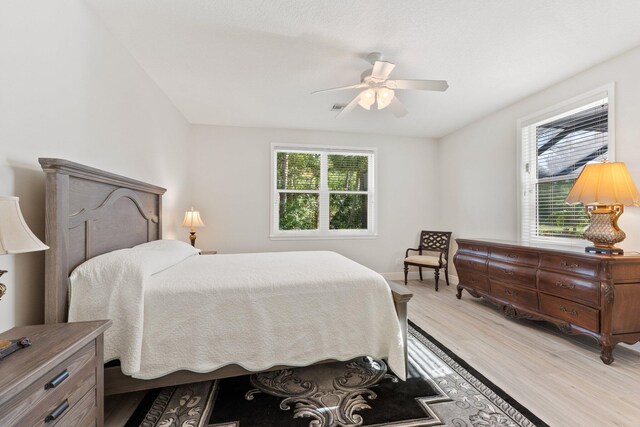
xmin=0 ymin=337 xmax=31 ymax=361
xmin=0 ymin=269 xmax=7 ymax=301
xmin=585 ymin=246 xmax=624 ymax=255
xmin=189 ymin=231 xmax=197 ymax=247
xmin=583 ymin=204 xmax=626 ymax=256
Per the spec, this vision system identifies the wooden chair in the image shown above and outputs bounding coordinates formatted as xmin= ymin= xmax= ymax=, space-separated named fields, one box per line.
xmin=404 ymin=231 xmax=452 ymax=291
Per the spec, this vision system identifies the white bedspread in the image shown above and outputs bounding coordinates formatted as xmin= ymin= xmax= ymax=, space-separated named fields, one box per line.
xmin=69 ymin=246 xmax=405 ymax=380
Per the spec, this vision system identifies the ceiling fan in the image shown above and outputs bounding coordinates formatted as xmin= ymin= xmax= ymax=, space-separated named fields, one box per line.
xmin=313 ymin=52 xmax=449 ymax=118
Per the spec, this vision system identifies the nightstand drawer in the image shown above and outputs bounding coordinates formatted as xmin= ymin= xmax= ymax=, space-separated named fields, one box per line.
xmin=50 ymin=386 xmax=97 ymax=427
xmin=0 ymin=342 xmax=96 ymax=427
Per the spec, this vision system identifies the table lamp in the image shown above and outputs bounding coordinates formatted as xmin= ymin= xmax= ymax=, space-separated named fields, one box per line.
xmin=181 ymin=207 xmax=205 ymax=247
xmin=0 ymin=196 xmax=49 ymax=360
xmin=565 ymin=161 xmax=640 ymax=255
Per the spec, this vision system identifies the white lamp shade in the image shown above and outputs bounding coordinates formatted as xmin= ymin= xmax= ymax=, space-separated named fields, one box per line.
xmin=0 ymin=196 xmax=49 ymax=255
xmin=376 ymin=87 xmax=395 ymax=109
xmin=566 ymin=162 xmax=640 ymax=206
xmin=357 ymin=89 xmax=376 ymax=110
xmin=181 ymin=209 xmax=205 ymax=228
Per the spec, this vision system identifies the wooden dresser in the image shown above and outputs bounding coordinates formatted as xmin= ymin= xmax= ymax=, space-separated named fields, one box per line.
xmin=453 ymin=238 xmax=640 ymax=364
xmin=0 ymin=320 xmax=111 ymax=426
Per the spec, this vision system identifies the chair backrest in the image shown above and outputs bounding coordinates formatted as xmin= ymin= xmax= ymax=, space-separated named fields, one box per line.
xmin=419 ymin=231 xmax=452 ymax=261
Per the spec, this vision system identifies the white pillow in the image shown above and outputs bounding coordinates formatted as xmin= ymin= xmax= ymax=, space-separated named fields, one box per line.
xmin=134 ymin=239 xmax=200 ymax=259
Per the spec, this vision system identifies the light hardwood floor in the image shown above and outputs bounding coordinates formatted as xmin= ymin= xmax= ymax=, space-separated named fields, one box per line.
xmin=106 ymin=279 xmax=640 ymax=426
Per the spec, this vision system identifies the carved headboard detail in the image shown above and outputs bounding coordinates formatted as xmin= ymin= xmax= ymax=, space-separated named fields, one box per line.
xmin=39 ymin=158 xmax=166 ymax=323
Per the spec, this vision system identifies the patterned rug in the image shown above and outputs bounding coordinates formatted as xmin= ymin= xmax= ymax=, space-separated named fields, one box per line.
xmin=126 ymin=322 xmax=548 ymax=427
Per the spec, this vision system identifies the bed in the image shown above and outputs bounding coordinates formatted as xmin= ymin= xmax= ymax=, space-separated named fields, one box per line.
xmin=39 ymin=158 xmax=413 ymax=396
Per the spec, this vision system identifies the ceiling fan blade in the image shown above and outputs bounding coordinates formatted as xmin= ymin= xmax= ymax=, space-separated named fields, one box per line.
xmin=387 ymin=79 xmax=449 ymax=91
xmin=336 ymin=94 xmax=362 ymax=119
xmin=389 ymin=97 xmax=408 ymax=118
xmin=371 ymin=61 xmax=396 ymax=80
xmin=312 ymin=83 xmax=367 ymax=95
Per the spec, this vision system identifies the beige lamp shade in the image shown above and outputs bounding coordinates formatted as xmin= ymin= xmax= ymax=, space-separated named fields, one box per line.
xmin=181 ymin=208 xmax=205 ymax=229
xmin=566 ymin=161 xmax=640 ymax=206
xmin=0 ymin=196 xmax=49 ymax=254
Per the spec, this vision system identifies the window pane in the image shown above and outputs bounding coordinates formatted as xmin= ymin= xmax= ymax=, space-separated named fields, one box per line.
xmin=276 ymin=152 xmax=320 ymax=190
xmin=536 ymin=179 xmax=589 ymax=238
xmin=328 ymin=154 xmax=368 ymax=191
xmin=536 ymin=103 xmax=608 ymax=179
xmin=329 ymin=194 xmax=368 ymax=230
xmin=278 ymin=193 xmax=319 ymax=230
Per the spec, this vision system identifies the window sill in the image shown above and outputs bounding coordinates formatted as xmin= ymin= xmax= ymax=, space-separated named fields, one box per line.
xmin=270 ymin=234 xmax=379 ymax=241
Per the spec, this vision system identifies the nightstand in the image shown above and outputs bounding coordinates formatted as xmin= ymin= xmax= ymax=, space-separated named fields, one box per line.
xmin=200 ymin=250 xmax=218 ymax=255
xmin=0 ymin=320 xmax=111 ymax=427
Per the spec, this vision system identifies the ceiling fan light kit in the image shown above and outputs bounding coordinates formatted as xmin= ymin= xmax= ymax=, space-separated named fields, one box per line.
xmin=313 ymin=52 xmax=449 ymax=118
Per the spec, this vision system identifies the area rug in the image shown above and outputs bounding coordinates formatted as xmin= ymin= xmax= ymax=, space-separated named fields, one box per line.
xmin=126 ymin=322 xmax=548 ymax=427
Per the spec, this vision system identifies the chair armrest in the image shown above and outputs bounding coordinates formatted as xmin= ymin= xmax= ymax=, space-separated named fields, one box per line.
xmin=405 ymin=247 xmax=422 ymax=258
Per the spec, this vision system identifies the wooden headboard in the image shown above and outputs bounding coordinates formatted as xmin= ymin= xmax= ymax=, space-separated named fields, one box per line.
xmin=39 ymin=158 xmax=166 ymax=324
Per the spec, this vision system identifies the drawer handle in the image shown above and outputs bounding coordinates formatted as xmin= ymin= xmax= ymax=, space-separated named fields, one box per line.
xmin=45 ymin=369 xmax=69 ymax=390
xmin=560 ymin=305 xmax=578 ymax=316
xmin=555 ymin=281 xmax=576 ymax=290
xmin=504 ymin=289 xmax=518 ymax=296
xmin=45 ymin=400 xmax=69 ymax=422
xmin=502 ymin=269 xmax=515 ymax=275
xmin=560 ymin=260 xmax=579 ymax=269
xmin=506 ymin=253 xmax=519 ymax=259
xmin=472 ymin=247 xmax=479 ymax=252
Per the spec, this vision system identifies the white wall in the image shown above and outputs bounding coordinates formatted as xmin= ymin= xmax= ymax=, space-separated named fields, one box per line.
xmin=0 ymin=1 xmax=190 ymax=330
xmin=439 ymin=44 xmax=640 ymax=263
xmin=189 ymin=125 xmax=439 ymax=275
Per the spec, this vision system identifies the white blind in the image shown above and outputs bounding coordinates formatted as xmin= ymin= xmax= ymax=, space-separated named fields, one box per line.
xmin=521 ymin=97 xmax=609 ymax=244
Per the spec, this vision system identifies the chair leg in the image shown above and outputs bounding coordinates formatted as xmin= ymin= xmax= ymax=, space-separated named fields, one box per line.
xmin=445 ymin=266 xmax=450 ymax=286
xmin=404 ymin=264 xmax=408 ymax=285
xmin=434 ymin=268 xmax=440 ymax=292
xmin=419 ymin=267 xmax=423 ymax=281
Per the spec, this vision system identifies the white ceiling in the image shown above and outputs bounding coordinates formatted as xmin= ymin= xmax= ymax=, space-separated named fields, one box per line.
xmin=87 ymin=0 xmax=640 ymax=138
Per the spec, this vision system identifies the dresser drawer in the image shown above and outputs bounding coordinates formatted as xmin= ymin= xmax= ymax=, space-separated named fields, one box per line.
xmin=457 ymin=242 xmax=489 ymax=257
xmin=454 ymin=254 xmax=488 ymax=274
xmin=540 ymin=254 xmax=601 ymax=278
xmin=0 ymin=342 xmax=96 ymax=427
xmin=539 ymin=294 xmax=600 ymax=332
xmin=538 ymin=271 xmax=600 ymax=307
xmin=490 ymin=281 xmax=539 ymax=309
xmin=490 ymin=247 xmax=539 ymax=266
xmin=457 ymin=268 xmax=490 ymax=292
xmin=488 ymin=261 xmax=537 ymax=289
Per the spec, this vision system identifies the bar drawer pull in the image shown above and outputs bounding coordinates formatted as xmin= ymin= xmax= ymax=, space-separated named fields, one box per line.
xmin=45 ymin=400 xmax=69 ymax=422
xmin=504 ymin=289 xmax=517 ymax=296
xmin=45 ymin=369 xmax=69 ymax=390
xmin=506 ymin=253 xmax=519 ymax=259
xmin=502 ymin=269 xmax=514 ymax=275
xmin=555 ymin=281 xmax=575 ymax=290
xmin=560 ymin=305 xmax=578 ymax=316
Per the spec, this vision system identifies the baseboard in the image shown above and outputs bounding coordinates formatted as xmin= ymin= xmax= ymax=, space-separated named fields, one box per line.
xmin=381 ymin=271 xmax=459 ymax=285
xmin=381 ymin=271 xmax=420 ymax=281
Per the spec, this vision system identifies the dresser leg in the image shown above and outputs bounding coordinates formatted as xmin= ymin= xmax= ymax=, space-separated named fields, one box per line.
xmin=600 ymin=343 xmax=614 ymax=365
xmin=456 ymin=285 xmax=463 ymax=299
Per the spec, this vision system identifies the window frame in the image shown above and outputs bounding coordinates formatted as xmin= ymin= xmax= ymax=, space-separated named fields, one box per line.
xmin=270 ymin=143 xmax=378 ymax=240
xmin=516 ymin=83 xmax=615 ymax=246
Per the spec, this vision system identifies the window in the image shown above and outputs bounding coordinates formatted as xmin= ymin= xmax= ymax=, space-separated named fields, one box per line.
xmin=271 ymin=144 xmax=376 ymax=239
xmin=519 ymin=86 xmax=613 ymax=245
